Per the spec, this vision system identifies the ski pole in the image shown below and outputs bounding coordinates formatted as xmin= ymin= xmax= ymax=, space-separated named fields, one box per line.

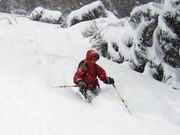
xmin=52 ymin=85 xmax=78 ymax=88
xmin=112 ymin=84 xmax=131 ymax=114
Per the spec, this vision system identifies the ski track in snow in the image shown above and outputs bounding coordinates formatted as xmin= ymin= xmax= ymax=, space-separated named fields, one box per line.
xmin=0 ymin=14 xmax=180 ymax=135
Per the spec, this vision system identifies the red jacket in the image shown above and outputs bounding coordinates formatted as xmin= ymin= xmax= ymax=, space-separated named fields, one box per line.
xmin=74 ymin=50 xmax=107 ymax=90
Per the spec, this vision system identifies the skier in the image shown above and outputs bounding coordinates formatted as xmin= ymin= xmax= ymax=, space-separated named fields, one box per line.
xmin=73 ymin=50 xmax=114 ymax=102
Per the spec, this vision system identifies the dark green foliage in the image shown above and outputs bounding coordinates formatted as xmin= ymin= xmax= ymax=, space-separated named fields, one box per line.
xmin=129 ymin=2 xmax=161 ymax=28
xmin=42 ymin=16 xmax=63 ymax=24
xmin=85 ymin=22 xmax=123 ymax=63
xmin=132 ymin=20 xmax=158 ymax=71
xmin=129 ymin=9 xmax=159 ymax=27
xmin=0 ymin=0 xmax=10 ymax=13
xmin=92 ymin=5 xmax=107 ymax=18
xmin=91 ymin=34 xmax=108 ymax=58
xmin=112 ymin=42 xmax=119 ymax=52
xmin=132 ymin=62 xmax=146 ymax=73
xmin=158 ymin=22 xmax=180 ymax=67
xmin=164 ymin=46 xmax=180 ymax=67
xmin=130 ymin=9 xmax=151 ymax=24
xmin=70 ymin=16 xmax=80 ymax=27
xmin=157 ymin=1 xmax=180 ymax=67
xmin=140 ymin=20 xmax=158 ymax=47
xmin=31 ymin=10 xmax=42 ymax=21
xmin=126 ymin=38 xmax=133 ymax=48
xmin=97 ymin=42 xmax=108 ymax=57
xmin=163 ymin=11 xmax=180 ymax=36
xmin=117 ymin=53 xmax=124 ymax=63
xmin=134 ymin=50 xmax=148 ymax=72
xmin=68 ymin=3 xmax=107 ymax=26
xmin=171 ymin=0 xmax=180 ymax=7
xmin=85 ymin=21 xmax=108 ymax=58
xmin=153 ymin=64 xmax=164 ymax=81
xmin=82 ymin=23 xmax=97 ymax=38
xmin=105 ymin=51 xmax=124 ymax=64
xmin=30 ymin=7 xmax=63 ymax=24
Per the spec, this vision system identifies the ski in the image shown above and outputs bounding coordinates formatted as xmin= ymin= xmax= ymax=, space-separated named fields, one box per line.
xmin=76 ymin=91 xmax=93 ymax=103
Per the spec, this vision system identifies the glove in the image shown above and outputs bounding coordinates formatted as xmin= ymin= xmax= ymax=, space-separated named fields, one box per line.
xmin=104 ymin=77 xmax=115 ymax=84
xmin=78 ymin=81 xmax=87 ymax=89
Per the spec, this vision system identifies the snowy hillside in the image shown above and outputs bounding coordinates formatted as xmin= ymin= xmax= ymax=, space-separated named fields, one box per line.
xmin=0 ymin=12 xmax=180 ymax=135
xmin=64 ymin=1 xmax=180 ymax=90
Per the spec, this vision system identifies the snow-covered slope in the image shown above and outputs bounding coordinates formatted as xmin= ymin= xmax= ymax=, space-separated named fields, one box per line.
xmin=0 ymin=13 xmax=180 ymax=135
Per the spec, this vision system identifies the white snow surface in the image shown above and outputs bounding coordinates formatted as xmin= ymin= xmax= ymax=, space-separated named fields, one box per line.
xmin=0 ymin=12 xmax=180 ymax=135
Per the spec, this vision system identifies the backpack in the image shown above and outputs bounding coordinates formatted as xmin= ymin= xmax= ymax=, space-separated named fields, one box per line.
xmin=77 ymin=59 xmax=86 ymax=69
